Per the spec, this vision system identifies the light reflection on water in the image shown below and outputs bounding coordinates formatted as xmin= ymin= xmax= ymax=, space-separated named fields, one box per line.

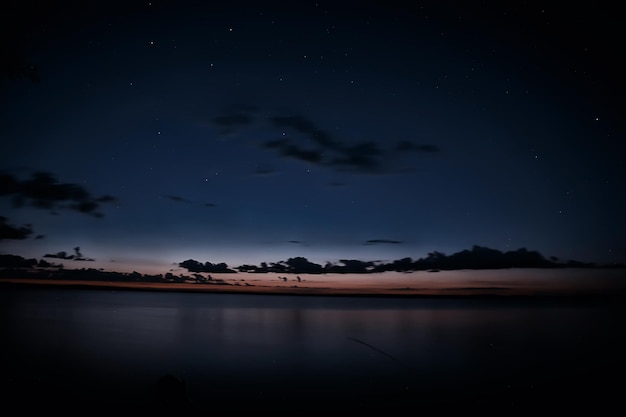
xmin=1 ymin=286 xmax=623 ymax=411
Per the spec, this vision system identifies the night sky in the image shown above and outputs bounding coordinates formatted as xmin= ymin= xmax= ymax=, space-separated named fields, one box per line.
xmin=1 ymin=0 xmax=625 ymax=275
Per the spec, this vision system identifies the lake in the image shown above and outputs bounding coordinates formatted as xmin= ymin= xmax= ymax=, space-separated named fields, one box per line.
xmin=1 ymin=285 xmax=623 ymax=415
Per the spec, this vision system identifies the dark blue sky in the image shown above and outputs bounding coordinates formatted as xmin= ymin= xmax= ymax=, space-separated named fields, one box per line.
xmin=1 ymin=0 xmax=624 ymax=274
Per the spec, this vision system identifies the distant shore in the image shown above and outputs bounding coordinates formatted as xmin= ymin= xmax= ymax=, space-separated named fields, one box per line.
xmin=2 ymin=276 xmax=625 ymax=304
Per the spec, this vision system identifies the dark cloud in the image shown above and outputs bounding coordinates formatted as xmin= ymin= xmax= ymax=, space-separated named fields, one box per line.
xmin=0 ymin=172 xmax=19 ymax=195
xmin=364 ymin=239 xmax=403 ymax=245
xmin=165 ymin=195 xmax=217 ymax=208
xmin=268 ymin=116 xmax=441 ymax=173
xmin=95 ymin=195 xmax=117 ymax=203
xmin=281 ymin=144 xmax=324 ymax=164
xmin=372 ymin=246 xmax=562 ymax=272
xmin=43 ymin=251 xmax=74 ymax=260
xmin=179 ymin=259 xmax=236 ymax=273
xmin=328 ymin=141 xmax=382 ymax=172
xmin=43 ymin=246 xmax=94 ymax=261
xmin=0 ymin=254 xmax=38 ymax=269
xmin=0 ymin=215 xmax=33 ymax=240
xmin=165 ymin=195 xmax=192 ymax=203
xmin=262 ymin=139 xmax=323 ymax=164
xmin=269 ymin=115 xmax=339 ymax=150
xmin=234 ymin=245 xmax=579 ymax=275
xmin=268 ymin=115 xmax=383 ymax=172
xmin=334 ymin=259 xmax=376 ymax=274
xmin=211 ymin=104 xmax=258 ymax=136
xmin=213 ymin=108 xmax=441 ymax=174
xmin=0 ymin=171 xmax=117 ymax=217
xmin=71 ymin=200 xmax=102 ymax=217
xmin=283 ymin=257 xmax=324 ymax=274
xmin=288 ymin=240 xmax=310 ymax=247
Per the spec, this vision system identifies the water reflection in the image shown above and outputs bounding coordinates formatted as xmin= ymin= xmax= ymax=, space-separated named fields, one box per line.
xmin=1 ymin=287 xmax=622 ymax=412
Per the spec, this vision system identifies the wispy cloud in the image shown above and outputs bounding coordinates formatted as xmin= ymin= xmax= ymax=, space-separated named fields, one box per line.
xmin=364 ymin=239 xmax=403 ymax=245
xmin=0 ymin=171 xmax=117 ymax=240
xmin=211 ymin=107 xmax=441 ymax=174
xmin=43 ymin=246 xmax=95 ymax=261
xmin=0 ymin=215 xmax=32 ymax=240
xmin=288 ymin=240 xmax=310 ymax=247
xmin=0 ymin=171 xmax=117 ymax=218
xmin=211 ymin=104 xmax=258 ymax=136
xmin=164 ymin=194 xmax=217 ymax=207
xmin=165 ymin=195 xmax=192 ymax=203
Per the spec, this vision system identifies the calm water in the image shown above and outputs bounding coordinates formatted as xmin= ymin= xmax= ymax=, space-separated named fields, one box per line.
xmin=1 ymin=286 xmax=624 ymax=414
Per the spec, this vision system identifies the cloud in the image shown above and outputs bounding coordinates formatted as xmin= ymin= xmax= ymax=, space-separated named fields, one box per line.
xmin=334 ymin=259 xmax=377 ymax=273
xmin=262 ymin=138 xmax=323 ymax=164
xmin=233 ymin=245 xmax=568 ymax=275
xmin=212 ymin=107 xmax=441 ymax=174
xmin=165 ymin=194 xmax=217 ymax=208
xmin=281 ymin=144 xmax=324 ymax=164
xmin=269 ymin=115 xmax=339 ymax=150
xmin=43 ymin=251 xmax=74 ymax=260
xmin=328 ymin=141 xmax=382 ymax=172
xmin=95 ymin=195 xmax=118 ymax=203
xmin=0 ymin=215 xmax=32 ymax=240
xmin=283 ymin=256 xmax=324 ymax=274
xmin=268 ymin=115 xmax=383 ymax=172
xmin=364 ymin=239 xmax=403 ymax=245
xmin=0 ymin=171 xmax=117 ymax=217
xmin=179 ymin=259 xmax=236 ymax=273
xmin=288 ymin=240 xmax=310 ymax=247
xmin=267 ymin=115 xmax=441 ymax=173
xmin=165 ymin=195 xmax=192 ymax=203
xmin=211 ymin=104 xmax=258 ymax=135
xmin=43 ymin=246 xmax=94 ymax=261
xmin=0 ymin=254 xmax=38 ymax=269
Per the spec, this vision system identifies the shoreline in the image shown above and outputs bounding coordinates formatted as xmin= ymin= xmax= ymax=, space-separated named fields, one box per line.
xmin=2 ymin=277 xmax=625 ymax=304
